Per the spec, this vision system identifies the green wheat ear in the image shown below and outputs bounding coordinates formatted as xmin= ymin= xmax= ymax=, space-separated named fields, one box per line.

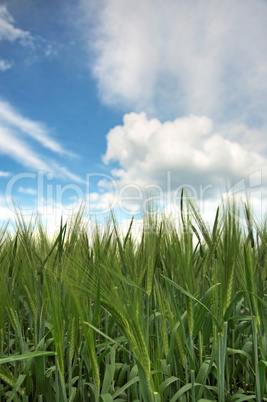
xmin=0 ymin=328 xmax=4 ymax=356
xmin=185 ymin=295 xmax=194 ymax=336
xmin=23 ymin=284 xmax=38 ymax=325
xmin=69 ymin=316 xmax=76 ymax=363
xmin=146 ymin=255 xmax=154 ymax=296
xmin=224 ymin=264 xmax=234 ymax=317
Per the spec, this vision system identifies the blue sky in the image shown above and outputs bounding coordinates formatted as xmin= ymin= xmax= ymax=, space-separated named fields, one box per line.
xmin=0 ymin=0 xmax=267 ymax=231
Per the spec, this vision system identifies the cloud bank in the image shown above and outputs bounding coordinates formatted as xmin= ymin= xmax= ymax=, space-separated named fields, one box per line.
xmin=103 ymin=112 xmax=267 ymax=191
xmin=81 ymin=0 xmax=267 ymax=217
xmin=88 ymin=0 xmax=267 ymax=123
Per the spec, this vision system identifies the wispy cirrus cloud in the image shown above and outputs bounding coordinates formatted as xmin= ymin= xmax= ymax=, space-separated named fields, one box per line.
xmin=0 ymin=100 xmax=75 ymax=156
xmin=0 ymin=5 xmax=59 ymax=71
xmin=0 ymin=5 xmax=33 ymax=46
xmin=0 ymin=100 xmax=82 ymax=182
xmin=0 ymin=126 xmax=49 ymax=171
xmin=0 ymin=4 xmax=34 ymax=72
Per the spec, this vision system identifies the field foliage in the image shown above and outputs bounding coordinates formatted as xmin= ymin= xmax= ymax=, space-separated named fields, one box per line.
xmin=0 ymin=195 xmax=266 ymax=401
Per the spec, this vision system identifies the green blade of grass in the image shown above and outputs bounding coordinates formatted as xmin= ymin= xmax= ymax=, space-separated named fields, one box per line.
xmin=0 ymin=350 xmax=55 ymax=365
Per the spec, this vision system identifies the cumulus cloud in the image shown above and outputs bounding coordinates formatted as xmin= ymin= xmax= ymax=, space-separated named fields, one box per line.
xmin=98 ymin=109 xmax=267 ymax=220
xmin=87 ymin=0 xmax=267 ymax=122
xmin=77 ymin=0 xmax=267 ymax=219
xmin=103 ymin=112 xmax=267 ymax=192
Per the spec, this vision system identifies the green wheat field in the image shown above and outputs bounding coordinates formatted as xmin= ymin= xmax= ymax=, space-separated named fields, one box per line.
xmin=0 ymin=196 xmax=266 ymax=401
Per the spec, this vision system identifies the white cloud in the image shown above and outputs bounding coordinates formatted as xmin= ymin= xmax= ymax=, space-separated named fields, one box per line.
xmin=0 ymin=170 xmax=10 ymax=177
xmin=85 ymin=191 xmax=119 ymax=214
xmin=0 ymin=195 xmax=17 ymax=224
xmin=18 ymin=187 xmax=37 ymax=196
xmin=0 ymin=100 xmax=82 ymax=182
xmin=0 ymin=59 xmax=12 ymax=71
xmin=0 ymin=126 xmax=49 ymax=171
xmin=83 ymin=0 xmax=267 ymax=219
xmin=49 ymin=165 xmax=83 ymax=183
xmin=0 ymin=5 xmax=58 ymax=68
xmin=0 ymin=192 xmax=132 ymax=241
xmin=87 ymin=0 xmax=267 ymax=121
xmin=0 ymin=100 xmax=74 ymax=156
xmin=103 ymin=112 xmax=267 ymax=192
xmin=216 ymin=123 xmax=267 ymax=154
xmin=0 ymin=5 xmax=33 ymax=46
